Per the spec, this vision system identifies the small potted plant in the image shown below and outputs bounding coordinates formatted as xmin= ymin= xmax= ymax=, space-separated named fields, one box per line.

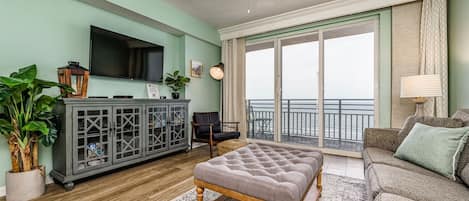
xmin=164 ymin=70 xmax=190 ymax=99
xmin=0 ymin=65 xmax=71 ymax=201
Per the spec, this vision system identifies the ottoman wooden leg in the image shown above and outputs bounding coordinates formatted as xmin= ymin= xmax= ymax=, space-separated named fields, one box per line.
xmin=196 ymin=186 xmax=204 ymax=201
xmin=317 ymin=168 xmax=323 ymax=197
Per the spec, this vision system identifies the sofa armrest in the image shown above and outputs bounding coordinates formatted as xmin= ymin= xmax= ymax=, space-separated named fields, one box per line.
xmin=364 ymin=128 xmax=401 ymax=152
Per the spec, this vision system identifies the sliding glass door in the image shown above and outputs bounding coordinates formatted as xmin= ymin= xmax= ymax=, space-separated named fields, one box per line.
xmin=323 ymin=23 xmax=376 ymax=152
xmin=246 ymin=42 xmax=275 ymax=141
xmin=280 ymin=33 xmax=320 ymax=147
xmin=245 ymin=20 xmax=377 ymax=153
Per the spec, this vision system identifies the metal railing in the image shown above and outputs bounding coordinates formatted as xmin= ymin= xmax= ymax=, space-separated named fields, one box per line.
xmin=246 ymin=99 xmax=374 ymax=143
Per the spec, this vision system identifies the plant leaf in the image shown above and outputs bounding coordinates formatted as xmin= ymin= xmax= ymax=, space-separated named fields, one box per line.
xmin=40 ymin=127 xmax=57 ymax=146
xmin=0 ymin=76 xmax=27 ymax=88
xmin=0 ymin=119 xmax=13 ymax=137
xmin=22 ymin=121 xmax=49 ymax=135
xmin=11 ymin=65 xmax=37 ymax=83
xmin=35 ymin=95 xmax=56 ymax=113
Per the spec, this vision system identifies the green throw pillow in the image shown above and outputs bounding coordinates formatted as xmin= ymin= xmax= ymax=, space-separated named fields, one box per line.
xmin=394 ymin=123 xmax=469 ymax=180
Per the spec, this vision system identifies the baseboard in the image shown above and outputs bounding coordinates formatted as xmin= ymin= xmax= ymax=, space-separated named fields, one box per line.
xmin=0 ymin=175 xmax=54 ymax=198
xmin=0 ymin=186 xmax=5 ymax=198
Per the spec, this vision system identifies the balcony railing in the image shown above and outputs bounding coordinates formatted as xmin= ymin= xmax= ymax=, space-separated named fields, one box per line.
xmin=246 ymin=99 xmax=374 ymax=145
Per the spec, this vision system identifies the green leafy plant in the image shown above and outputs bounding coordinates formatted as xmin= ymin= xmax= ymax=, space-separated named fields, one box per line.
xmin=164 ymin=70 xmax=190 ymax=92
xmin=0 ymin=65 xmax=72 ymax=172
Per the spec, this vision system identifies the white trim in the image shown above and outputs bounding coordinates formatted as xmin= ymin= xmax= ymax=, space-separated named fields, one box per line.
xmin=0 ymin=176 xmax=54 ymax=198
xmin=218 ymin=0 xmax=415 ymax=40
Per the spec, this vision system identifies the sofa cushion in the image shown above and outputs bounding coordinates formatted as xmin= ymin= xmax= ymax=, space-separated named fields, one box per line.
xmin=398 ymin=115 xmax=463 ymax=144
xmin=363 ymin=148 xmax=446 ymax=180
xmin=394 ymin=123 xmax=469 ymax=180
xmin=461 ymin=164 xmax=469 ymax=186
xmin=374 ymin=193 xmax=415 ymax=201
xmin=367 ymin=164 xmax=469 ymax=201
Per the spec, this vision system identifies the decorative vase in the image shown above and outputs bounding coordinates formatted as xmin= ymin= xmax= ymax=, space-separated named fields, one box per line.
xmin=171 ymin=92 xmax=180 ymax=99
xmin=6 ymin=167 xmax=45 ymax=201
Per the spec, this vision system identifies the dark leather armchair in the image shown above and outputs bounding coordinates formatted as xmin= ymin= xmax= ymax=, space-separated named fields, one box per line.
xmin=191 ymin=112 xmax=240 ymax=158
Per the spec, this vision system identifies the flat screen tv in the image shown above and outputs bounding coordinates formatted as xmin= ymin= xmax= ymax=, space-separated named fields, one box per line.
xmin=89 ymin=26 xmax=164 ymax=82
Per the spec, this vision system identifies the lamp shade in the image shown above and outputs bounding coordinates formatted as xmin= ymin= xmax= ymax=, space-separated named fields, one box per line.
xmin=209 ymin=63 xmax=224 ymax=80
xmin=400 ymin=74 xmax=442 ymax=98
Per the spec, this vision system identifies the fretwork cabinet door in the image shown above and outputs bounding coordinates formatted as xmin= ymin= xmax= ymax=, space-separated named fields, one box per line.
xmin=72 ymin=106 xmax=113 ymax=174
xmin=146 ymin=105 xmax=169 ymax=155
xmin=168 ymin=104 xmax=188 ymax=149
xmin=112 ymin=106 xmax=143 ymax=163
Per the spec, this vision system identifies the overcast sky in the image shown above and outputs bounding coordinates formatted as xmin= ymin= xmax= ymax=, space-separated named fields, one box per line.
xmin=246 ymin=33 xmax=374 ymax=100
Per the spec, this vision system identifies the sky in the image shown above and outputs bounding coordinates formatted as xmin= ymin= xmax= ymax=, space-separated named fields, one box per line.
xmin=246 ymin=32 xmax=374 ymax=100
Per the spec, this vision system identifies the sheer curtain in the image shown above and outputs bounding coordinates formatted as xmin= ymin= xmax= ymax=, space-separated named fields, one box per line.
xmin=221 ymin=38 xmax=247 ymax=138
xmin=419 ymin=0 xmax=448 ymax=117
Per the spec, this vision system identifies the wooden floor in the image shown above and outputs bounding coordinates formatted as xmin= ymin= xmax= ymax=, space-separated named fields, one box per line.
xmin=0 ymin=145 xmax=364 ymax=201
xmin=3 ymin=147 xmax=211 ymax=201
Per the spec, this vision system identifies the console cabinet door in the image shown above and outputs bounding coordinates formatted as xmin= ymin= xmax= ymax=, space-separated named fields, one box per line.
xmin=113 ymin=106 xmax=143 ymax=163
xmin=168 ymin=104 xmax=188 ymax=148
xmin=146 ymin=105 xmax=169 ymax=155
xmin=73 ymin=106 xmax=112 ymax=174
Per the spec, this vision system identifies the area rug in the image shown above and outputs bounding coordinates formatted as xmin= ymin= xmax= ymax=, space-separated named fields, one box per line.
xmin=171 ymin=173 xmax=367 ymax=201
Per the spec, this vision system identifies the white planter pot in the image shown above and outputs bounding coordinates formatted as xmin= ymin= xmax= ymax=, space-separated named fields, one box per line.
xmin=6 ymin=167 xmax=45 ymax=201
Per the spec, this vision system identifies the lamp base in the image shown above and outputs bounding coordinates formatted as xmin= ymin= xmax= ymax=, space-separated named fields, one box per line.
xmin=413 ymin=97 xmax=427 ymax=117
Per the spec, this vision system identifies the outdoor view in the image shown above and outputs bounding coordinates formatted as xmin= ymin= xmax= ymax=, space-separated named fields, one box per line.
xmin=246 ymin=23 xmax=375 ymax=152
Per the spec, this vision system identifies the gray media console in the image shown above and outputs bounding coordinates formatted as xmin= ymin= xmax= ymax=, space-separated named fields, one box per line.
xmin=50 ymin=98 xmax=190 ymax=190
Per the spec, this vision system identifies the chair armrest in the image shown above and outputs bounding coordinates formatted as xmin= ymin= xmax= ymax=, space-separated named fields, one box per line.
xmin=364 ymin=128 xmax=401 ymax=152
xmin=221 ymin=121 xmax=240 ymax=124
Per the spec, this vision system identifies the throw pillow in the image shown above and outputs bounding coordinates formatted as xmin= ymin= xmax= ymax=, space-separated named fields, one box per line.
xmin=394 ymin=123 xmax=469 ymax=180
xmin=398 ymin=115 xmax=464 ymax=145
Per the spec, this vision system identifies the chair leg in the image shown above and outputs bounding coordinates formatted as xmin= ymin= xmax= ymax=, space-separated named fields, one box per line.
xmin=190 ymin=138 xmax=193 ymax=150
xmin=209 ymin=141 xmax=213 ymax=158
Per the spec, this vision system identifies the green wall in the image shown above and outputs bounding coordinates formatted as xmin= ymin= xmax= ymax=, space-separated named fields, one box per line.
xmin=0 ymin=0 xmax=220 ymax=187
xmin=449 ymin=0 xmax=469 ymax=113
xmin=108 ymin=0 xmax=220 ymax=46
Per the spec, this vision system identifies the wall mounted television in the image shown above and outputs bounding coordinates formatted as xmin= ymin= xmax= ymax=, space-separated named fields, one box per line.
xmin=89 ymin=26 xmax=164 ymax=82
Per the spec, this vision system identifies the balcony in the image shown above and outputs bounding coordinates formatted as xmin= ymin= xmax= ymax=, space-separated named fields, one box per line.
xmin=246 ymin=99 xmax=374 ymax=152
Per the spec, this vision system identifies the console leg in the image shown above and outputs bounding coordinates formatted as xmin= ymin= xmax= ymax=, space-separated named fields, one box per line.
xmin=64 ymin=182 xmax=74 ymax=191
xmin=196 ymin=186 xmax=204 ymax=201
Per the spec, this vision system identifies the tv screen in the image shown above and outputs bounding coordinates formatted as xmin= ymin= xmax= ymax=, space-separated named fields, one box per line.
xmin=89 ymin=26 xmax=164 ymax=82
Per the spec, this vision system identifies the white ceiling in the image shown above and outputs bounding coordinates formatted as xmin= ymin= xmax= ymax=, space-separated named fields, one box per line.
xmin=164 ymin=0 xmax=335 ymax=28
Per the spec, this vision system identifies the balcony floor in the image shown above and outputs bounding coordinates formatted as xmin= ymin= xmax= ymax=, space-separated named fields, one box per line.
xmin=248 ymin=133 xmax=363 ymax=152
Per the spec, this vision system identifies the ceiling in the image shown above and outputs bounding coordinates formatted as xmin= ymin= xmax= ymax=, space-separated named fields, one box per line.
xmin=164 ymin=0 xmax=335 ymax=29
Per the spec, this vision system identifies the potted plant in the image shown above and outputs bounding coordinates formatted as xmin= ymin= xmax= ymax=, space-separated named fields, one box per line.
xmin=0 ymin=65 xmax=71 ymax=201
xmin=164 ymin=70 xmax=190 ymax=99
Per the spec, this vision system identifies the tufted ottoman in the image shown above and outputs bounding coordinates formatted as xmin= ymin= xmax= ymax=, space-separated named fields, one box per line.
xmin=193 ymin=143 xmax=323 ymax=201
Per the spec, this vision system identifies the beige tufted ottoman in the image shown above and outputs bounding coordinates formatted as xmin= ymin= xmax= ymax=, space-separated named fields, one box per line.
xmin=194 ymin=143 xmax=323 ymax=201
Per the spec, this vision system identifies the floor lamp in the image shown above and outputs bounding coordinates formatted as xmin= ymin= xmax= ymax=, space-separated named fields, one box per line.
xmin=400 ymin=74 xmax=442 ymax=117
xmin=209 ymin=62 xmax=224 ymax=120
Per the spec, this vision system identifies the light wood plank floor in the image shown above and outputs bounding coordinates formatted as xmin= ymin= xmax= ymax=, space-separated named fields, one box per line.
xmin=1 ymin=147 xmax=210 ymax=201
xmin=0 ymin=145 xmax=364 ymax=201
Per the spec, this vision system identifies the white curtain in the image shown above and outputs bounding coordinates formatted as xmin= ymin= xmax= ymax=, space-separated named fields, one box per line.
xmin=419 ymin=0 xmax=448 ymax=117
xmin=222 ymin=38 xmax=247 ymax=138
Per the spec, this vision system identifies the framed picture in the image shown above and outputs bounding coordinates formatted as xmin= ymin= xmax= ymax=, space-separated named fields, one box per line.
xmin=191 ymin=60 xmax=203 ymax=78
xmin=146 ymin=83 xmax=160 ymax=99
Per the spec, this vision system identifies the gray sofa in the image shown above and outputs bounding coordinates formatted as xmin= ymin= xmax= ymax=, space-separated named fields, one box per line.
xmin=363 ymin=114 xmax=469 ymax=201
